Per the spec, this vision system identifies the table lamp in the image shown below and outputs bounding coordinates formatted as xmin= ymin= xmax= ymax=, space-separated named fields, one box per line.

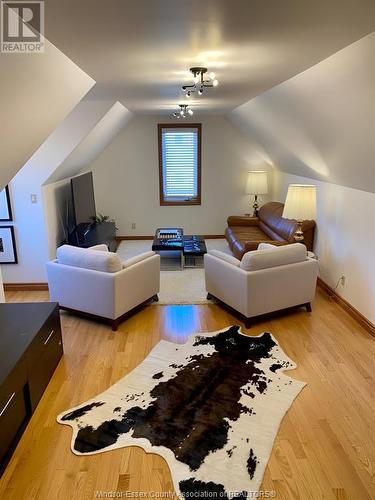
xmin=282 ymin=184 xmax=317 ymax=242
xmin=245 ymin=171 xmax=268 ymax=216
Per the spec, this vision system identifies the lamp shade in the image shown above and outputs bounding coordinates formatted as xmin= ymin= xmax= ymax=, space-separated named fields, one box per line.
xmin=245 ymin=171 xmax=268 ymax=195
xmin=282 ymin=184 xmax=317 ymax=221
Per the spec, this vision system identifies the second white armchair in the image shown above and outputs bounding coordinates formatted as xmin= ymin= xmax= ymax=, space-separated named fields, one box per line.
xmin=205 ymin=243 xmax=318 ymax=328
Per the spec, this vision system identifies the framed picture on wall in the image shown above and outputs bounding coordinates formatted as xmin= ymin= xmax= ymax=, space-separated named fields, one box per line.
xmin=0 ymin=226 xmax=18 ymax=264
xmin=0 ymin=186 xmax=13 ymax=221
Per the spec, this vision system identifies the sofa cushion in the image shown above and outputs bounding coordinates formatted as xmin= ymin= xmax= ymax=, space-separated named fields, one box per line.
xmin=209 ymin=250 xmax=241 ymax=267
xmin=226 ymin=225 xmax=271 ymax=242
xmin=240 ymin=243 xmax=307 ymax=271
xmin=258 ymin=202 xmax=297 ymax=241
xmin=56 ymin=244 xmax=122 ymax=273
xmin=258 ymin=221 xmax=286 ymax=242
xmin=225 ymin=225 xmax=278 ymax=259
xmin=122 ymin=251 xmax=155 ymax=268
xmin=258 ymin=202 xmax=315 ymax=242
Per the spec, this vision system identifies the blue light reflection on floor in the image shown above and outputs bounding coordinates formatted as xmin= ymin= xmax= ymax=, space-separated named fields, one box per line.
xmin=161 ymin=305 xmax=202 ymax=343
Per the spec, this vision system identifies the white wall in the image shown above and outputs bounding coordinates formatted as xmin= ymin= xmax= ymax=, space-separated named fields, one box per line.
xmin=273 ymin=170 xmax=375 ymax=325
xmin=229 ymin=31 xmax=375 ymax=194
xmin=89 ymin=115 xmax=273 ymax=236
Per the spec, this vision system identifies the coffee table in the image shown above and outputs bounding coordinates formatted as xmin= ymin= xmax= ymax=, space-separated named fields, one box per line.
xmin=152 ymin=228 xmax=207 ymax=269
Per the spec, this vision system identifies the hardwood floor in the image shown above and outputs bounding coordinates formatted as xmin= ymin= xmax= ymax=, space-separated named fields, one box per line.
xmin=0 ymin=289 xmax=374 ymax=500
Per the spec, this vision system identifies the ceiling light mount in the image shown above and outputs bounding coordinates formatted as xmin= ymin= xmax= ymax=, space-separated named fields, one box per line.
xmin=182 ymin=67 xmax=219 ymax=97
xmin=173 ymin=104 xmax=194 ymax=118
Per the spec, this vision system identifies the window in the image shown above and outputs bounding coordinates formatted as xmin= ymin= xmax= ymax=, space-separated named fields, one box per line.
xmin=158 ymin=124 xmax=201 ymax=205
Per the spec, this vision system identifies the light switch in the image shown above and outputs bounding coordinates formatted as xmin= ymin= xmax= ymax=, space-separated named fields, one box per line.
xmin=31 ymin=194 xmax=37 ymax=204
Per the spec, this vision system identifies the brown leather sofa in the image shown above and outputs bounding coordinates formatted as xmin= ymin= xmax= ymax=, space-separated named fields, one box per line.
xmin=225 ymin=202 xmax=315 ymax=259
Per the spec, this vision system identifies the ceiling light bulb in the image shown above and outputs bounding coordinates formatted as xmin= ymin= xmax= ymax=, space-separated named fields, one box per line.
xmin=186 ymin=91 xmax=191 ymax=98
xmin=208 ymin=72 xmax=215 ymax=80
xmin=213 ymin=79 xmax=219 ymax=87
xmin=198 ymin=88 xmax=203 ymax=96
xmin=188 ymin=109 xmax=193 ymax=115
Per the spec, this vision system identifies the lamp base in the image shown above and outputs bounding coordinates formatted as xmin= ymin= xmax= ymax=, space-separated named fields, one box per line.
xmin=252 ymin=194 xmax=259 ymax=217
xmin=293 ymin=221 xmax=304 ymax=243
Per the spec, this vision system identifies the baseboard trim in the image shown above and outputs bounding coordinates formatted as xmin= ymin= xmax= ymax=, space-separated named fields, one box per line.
xmin=317 ymin=277 xmax=375 ymax=337
xmin=116 ymin=236 xmax=153 ymax=240
xmin=4 ymin=282 xmax=49 ymax=291
xmin=116 ymin=234 xmax=225 ymax=241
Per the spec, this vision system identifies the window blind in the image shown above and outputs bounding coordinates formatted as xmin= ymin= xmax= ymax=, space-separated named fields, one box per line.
xmin=161 ymin=127 xmax=199 ymax=201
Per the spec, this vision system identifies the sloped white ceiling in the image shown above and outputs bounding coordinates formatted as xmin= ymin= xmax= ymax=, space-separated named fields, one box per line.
xmin=0 ymin=38 xmax=94 ymax=189
xmin=44 ymin=0 xmax=375 ymax=113
xmin=229 ymin=32 xmax=375 ymax=194
xmin=14 ymin=100 xmax=118 ymax=185
xmin=45 ymin=101 xmax=132 ymax=183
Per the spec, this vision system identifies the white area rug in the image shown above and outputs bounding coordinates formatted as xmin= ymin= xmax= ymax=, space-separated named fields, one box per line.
xmin=117 ymin=239 xmax=232 ymax=305
xmin=57 ymin=326 xmax=306 ymax=498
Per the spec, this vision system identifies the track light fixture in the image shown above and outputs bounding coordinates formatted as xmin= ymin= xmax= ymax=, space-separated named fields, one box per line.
xmin=173 ymin=104 xmax=194 ymax=118
xmin=182 ymin=67 xmax=219 ymax=97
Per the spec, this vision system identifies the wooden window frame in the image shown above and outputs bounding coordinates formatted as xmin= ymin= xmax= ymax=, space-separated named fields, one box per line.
xmin=158 ymin=123 xmax=202 ymax=206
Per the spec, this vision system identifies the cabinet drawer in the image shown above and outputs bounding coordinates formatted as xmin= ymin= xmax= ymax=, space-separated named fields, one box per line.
xmin=28 ymin=328 xmax=63 ymax=412
xmin=27 ymin=309 xmax=60 ymax=370
xmin=0 ymin=388 xmax=28 ymax=464
xmin=0 ymin=360 xmax=27 ymax=403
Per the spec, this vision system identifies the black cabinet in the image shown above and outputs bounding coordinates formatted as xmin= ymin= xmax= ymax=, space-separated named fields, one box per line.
xmin=0 ymin=303 xmax=63 ymax=474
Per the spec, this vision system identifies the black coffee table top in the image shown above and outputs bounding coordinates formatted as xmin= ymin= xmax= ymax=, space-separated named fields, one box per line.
xmin=152 ymin=228 xmax=207 ymax=256
xmin=183 ymin=235 xmax=207 ymax=256
xmin=152 ymin=227 xmax=183 ymax=251
xmin=0 ymin=302 xmax=58 ymax=386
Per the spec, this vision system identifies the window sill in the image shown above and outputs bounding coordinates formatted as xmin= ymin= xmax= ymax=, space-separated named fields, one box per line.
xmin=160 ymin=198 xmax=201 ymax=206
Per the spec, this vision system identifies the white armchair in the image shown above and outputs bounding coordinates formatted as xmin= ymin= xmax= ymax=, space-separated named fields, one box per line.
xmin=46 ymin=245 xmax=160 ymax=330
xmin=204 ymin=243 xmax=318 ymax=327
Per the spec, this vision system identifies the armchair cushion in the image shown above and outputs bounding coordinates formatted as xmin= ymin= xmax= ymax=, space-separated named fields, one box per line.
xmin=56 ymin=244 xmax=122 ymax=273
xmin=89 ymin=244 xmax=109 ymax=252
xmin=209 ymin=250 xmax=241 ymax=267
xmin=122 ymin=251 xmax=155 ymax=268
xmin=258 ymin=242 xmax=277 ymax=250
xmin=240 ymin=243 xmax=307 ymax=271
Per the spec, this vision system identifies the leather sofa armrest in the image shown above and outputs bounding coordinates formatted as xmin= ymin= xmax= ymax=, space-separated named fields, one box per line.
xmin=227 ymin=215 xmax=259 ymax=227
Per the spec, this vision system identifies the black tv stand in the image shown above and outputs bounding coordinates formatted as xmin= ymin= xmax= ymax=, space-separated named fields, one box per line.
xmin=75 ymin=222 xmax=93 ymax=235
xmin=68 ymin=221 xmax=117 ymax=252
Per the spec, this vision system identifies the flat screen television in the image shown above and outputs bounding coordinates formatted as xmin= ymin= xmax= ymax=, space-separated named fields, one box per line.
xmin=71 ymin=172 xmax=96 ymax=228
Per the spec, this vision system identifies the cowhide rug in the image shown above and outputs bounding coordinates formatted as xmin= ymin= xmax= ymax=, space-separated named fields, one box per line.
xmin=57 ymin=326 xmax=305 ymax=498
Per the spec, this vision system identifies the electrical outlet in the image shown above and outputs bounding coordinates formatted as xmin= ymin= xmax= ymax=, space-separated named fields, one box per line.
xmin=131 ymin=223 xmax=136 ymax=230
xmin=31 ymin=194 xmax=37 ymax=204
xmin=339 ymin=274 xmax=346 ymax=287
